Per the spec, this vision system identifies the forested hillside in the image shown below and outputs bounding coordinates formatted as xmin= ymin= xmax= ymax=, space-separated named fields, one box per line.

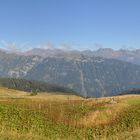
xmin=0 ymin=78 xmax=75 ymax=94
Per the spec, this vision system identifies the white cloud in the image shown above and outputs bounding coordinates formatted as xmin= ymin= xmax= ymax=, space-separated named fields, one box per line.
xmin=0 ymin=40 xmax=30 ymax=52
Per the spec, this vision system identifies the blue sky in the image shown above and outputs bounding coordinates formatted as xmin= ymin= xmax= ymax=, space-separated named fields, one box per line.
xmin=0 ymin=0 xmax=140 ymax=50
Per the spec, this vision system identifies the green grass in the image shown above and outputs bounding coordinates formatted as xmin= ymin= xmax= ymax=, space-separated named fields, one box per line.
xmin=0 ymin=88 xmax=139 ymax=140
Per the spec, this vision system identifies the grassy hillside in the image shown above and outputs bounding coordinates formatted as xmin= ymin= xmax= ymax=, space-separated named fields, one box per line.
xmin=0 ymin=87 xmax=139 ymax=139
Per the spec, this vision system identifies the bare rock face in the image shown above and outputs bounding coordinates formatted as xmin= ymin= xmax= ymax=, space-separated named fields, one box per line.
xmin=0 ymin=50 xmax=43 ymax=78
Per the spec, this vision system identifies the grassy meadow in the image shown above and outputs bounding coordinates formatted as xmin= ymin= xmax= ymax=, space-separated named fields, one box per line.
xmin=0 ymin=87 xmax=139 ymax=140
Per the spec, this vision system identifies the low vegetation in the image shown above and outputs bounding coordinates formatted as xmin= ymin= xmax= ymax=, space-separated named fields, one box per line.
xmin=0 ymin=87 xmax=139 ymax=139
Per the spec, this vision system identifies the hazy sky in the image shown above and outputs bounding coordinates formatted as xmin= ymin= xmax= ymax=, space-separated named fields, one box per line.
xmin=0 ymin=0 xmax=140 ymax=50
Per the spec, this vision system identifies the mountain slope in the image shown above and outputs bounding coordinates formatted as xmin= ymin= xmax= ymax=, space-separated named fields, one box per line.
xmin=25 ymin=56 xmax=140 ymax=97
xmin=0 ymin=50 xmax=43 ymax=78
xmin=1 ymin=50 xmax=140 ymax=97
xmin=83 ymin=48 xmax=140 ymax=65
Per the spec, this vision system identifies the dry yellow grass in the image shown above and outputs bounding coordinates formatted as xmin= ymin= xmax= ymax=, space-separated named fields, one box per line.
xmin=0 ymin=87 xmax=29 ymax=99
xmin=0 ymin=86 xmax=139 ymax=139
xmin=0 ymin=86 xmax=138 ymax=100
xmin=78 ymin=98 xmax=128 ymax=126
xmin=0 ymin=86 xmax=83 ymax=101
xmin=0 ymin=86 xmax=140 ymax=127
xmin=28 ymin=92 xmax=83 ymax=101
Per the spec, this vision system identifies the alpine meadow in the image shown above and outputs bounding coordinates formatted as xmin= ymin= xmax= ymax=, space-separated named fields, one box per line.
xmin=0 ymin=0 xmax=140 ymax=140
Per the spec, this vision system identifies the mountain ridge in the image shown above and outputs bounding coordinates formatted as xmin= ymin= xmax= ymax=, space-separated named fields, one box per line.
xmin=0 ymin=48 xmax=140 ymax=97
xmin=15 ymin=47 xmax=140 ymax=65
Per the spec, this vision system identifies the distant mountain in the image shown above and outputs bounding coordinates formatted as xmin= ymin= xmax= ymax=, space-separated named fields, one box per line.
xmin=0 ymin=49 xmax=140 ymax=97
xmin=91 ymin=48 xmax=140 ymax=65
xmin=22 ymin=48 xmax=140 ymax=65
xmin=0 ymin=50 xmax=43 ymax=78
xmin=25 ymin=56 xmax=140 ymax=97
xmin=24 ymin=48 xmax=67 ymax=58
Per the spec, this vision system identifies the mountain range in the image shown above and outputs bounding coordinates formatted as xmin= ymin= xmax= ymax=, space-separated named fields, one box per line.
xmin=22 ymin=48 xmax=140 ymax=65
xmin=0 ymin=48 xmax=140 ymax=97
